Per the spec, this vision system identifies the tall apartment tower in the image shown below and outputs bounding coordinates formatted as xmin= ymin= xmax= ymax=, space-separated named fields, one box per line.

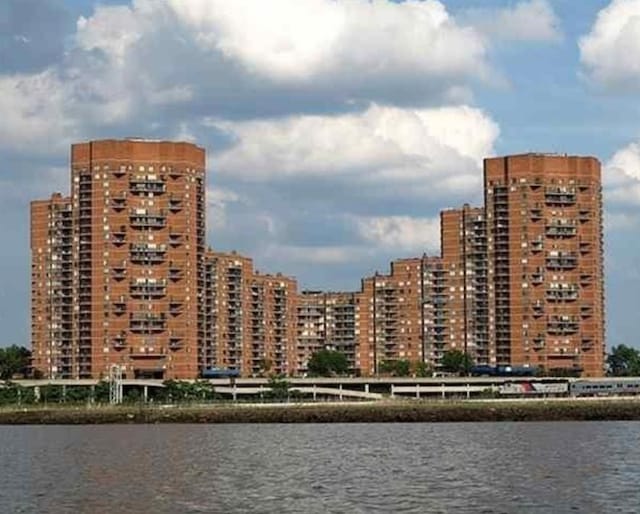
xmin=31 ymin=194 xmax=73 ymax=378
xmin=484 ymin=154 xmax=604 ymax=376
xmin=31 ymin=139 xmax=206 ymax=380
xmin=440 ymin=205 xmax=489 ymax=366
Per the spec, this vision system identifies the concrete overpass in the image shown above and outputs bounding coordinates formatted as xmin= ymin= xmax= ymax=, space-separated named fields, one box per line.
xmin=7 ymin=376 xmax=574 ymax=402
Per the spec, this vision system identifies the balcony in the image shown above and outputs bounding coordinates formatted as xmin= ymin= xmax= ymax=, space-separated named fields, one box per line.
xmin=130 ymin=176 xmax=166 ymax=194
xmin=112 ymin=166 xmax=127 ymax=178
xmin=112 ymin=226 xmax=127 ymax=246
xmin=546 ymin=221 xmax=577 ymax=238
xmin=130 ymin=209 xmax=166 ymax=229
xmin=578 ymin=209 xmax=592 ymax=223
xmin=530 ymin=239 xmax=543 ymax=253
xmin=169 ymin=298 xmax=183 ymax=316
xmin=169 ymin=333 xmax=185 ymax=350
xmin=530 ymin=207 xmax=543 ymax=221
xmin=169 ymin=196 xmax=183 ymax=212
xmin=130 ymin=243 xmax=166 ymax=263
xmin=581 ymin=337 xmax=594 ymax=349
xmin=130 ymin=313 xmax=166 ymax=333
xmin=579 ymin=240 xmax=592 ymax=254
xmin=545 ymin=187 xmax=576 ymax=205
xmin=112 ymin=334 xmax=127 ymax=350
xmin=112 ymin=296 xmax=127 ymax=316
xmin=546 ymin=285 xmax=579 ymax=302
xmin=129 ymin=347 xmax=167 ymax=359
xmin=169 ymin=263 xmax=184 ymax=281
xmin=110 ymin=196 xmax=127 ymax=211
xmin=532 ymin=336 xmax=545 ymax=349
xmin=532 ymin=301 xmax=544 ymax=317
xmin=130 ymin=279 xmax=167 ymax=298
xmin=546 ymin=252 xmax=577 ymax=270
xmin=169 ymin=232 xmax=183 ymax=247
xmin=531 ymin=270 xmax=544 ymax=285
xmin=529 ymin=178 xmax=543 ymax=190
xmin=112 ymin=261 xmax=127 ymax=280
xmin=580 ymin=273 xmax=593 ymax=285
xmin=547 ymin=316 xmax=579 ymax=335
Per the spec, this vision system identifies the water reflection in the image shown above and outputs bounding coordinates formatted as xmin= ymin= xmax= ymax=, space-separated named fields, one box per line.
xmin=0 ymin=422 xmax=638 ymax=513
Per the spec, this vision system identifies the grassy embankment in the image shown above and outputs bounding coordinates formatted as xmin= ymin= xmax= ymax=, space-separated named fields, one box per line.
xmin=1 ymin=399 xmax=640 ymax=424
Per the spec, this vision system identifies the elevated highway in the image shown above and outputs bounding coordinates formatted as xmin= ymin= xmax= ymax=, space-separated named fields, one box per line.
xmin=7 ymin=376 xmax=576 ymax=401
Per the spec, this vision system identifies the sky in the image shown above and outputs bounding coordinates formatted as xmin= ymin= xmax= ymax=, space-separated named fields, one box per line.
xmin=2 ymin=0 xmax=640 ymax=348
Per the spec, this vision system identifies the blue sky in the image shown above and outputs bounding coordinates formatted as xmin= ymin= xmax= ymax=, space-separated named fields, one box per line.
xmin=2 ymin=0 xmax=640 ymax=348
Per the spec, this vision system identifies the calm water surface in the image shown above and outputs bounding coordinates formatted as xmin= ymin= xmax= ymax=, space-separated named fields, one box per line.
xmin=1 ymin=422 xmax=639 ymax=513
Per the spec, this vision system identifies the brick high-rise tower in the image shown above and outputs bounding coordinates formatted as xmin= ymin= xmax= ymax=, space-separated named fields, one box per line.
xmin=484 ymin=154 xmax=604 ymax=377
xmin=32 ymin=139 xmax=206 ymax=379
xmin=31 ymin=194 xmax=73 ymax=378
xmin=440 ymin=205 xmax=489 ymax=366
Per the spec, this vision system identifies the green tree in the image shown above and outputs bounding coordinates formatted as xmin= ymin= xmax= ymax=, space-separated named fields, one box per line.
xmin=94 ymin=381 xmax=111 ymax=403
xmin=158 ymin=380 xmax=216 ymax=403
xmin=0 ymin=383 xmax=35 ymax=405
xmin=266 ymin=375 xmax=290 ymax=401
xmin=307 ymin=350 xmax=349 ymax=377
xmin=378 ymin=359 xmax=411 ymax=377
xmin=64 ymin=386 xmax=91 ymax=403
xmin=607 ymin=345 xmax=640 ymax=376
xmin=258 ymin=358 xmax=273 ymax=377
xmin=413 ymin=361 xmax=432 ymax=378
xmin=40 ymin=384 xmax=64 ymax=403
xmin=441 ymin=350 xmax=474 ymax=375
xmin=0 ymin=346 xmax=31 ymax=380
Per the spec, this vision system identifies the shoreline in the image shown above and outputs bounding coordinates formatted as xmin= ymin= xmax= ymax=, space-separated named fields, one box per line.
xmin=2 ymin=399 xmax=640 ymax=424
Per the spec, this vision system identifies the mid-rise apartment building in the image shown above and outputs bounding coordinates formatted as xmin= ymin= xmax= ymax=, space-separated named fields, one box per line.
xmin=203 ymin=251 xmax=254 ymax=373
xmin=420 ymin=255 xmax=449 ymax=369
xmin=484 ymin=154 xmax=604 ymax=376
xmin=249 ymin=273 xmax=298 ymax=376
xmin=296 ymin=291 xmax=358 ymax=374
xmin=32 ymin=139 xmax=206 ymax=379
xmin=203 ymin=250 xmax=297 ymax=376
xmin=358 ymin=259 xmax=425 ymax=375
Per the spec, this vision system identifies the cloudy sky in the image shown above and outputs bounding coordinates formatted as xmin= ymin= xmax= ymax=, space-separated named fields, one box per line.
xmin=2 ymin=0 xmax=640 ymax=348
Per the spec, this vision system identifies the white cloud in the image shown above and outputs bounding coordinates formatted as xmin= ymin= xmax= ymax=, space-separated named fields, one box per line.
xmin=464 ymin=0 xmax=562 ymax=42
xmin=0 ymin=71 xmax=76 ymax=154
xmin=605 ymin=211 xmax=639 ymax=231
xmin=580 ymin=0 xmax=640 ymax=90
xmin=265 ymin=244 xmax=369 ymax=265
xmin=214 ymin=104 xmax=499 ymax=199
xmin=167 ymin=0 xmax=489 ymax=84
xmin=76 ymin=5 xmax=143 ymax=63
xmin=207 ymin=187 xmax=241 ymax=231
xmin=355 ymin=215 xmax=441 ymax=253
xmin=0 ymin=0 xmax=500 ymax=157
xmin=604 ymin=141 xmax=640 ymax=205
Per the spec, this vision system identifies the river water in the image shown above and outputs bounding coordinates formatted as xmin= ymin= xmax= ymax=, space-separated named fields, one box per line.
xmin=1 ymin=422 xmax=638 ymax=513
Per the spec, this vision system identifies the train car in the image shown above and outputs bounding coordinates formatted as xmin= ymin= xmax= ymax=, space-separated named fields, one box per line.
xmin=570 ymin=379 xmax=640 ymax=397
xmin=499 ymin=381 xmax=569 ymax=397
xmin=201 ymin=368 xmax=240 ymax=379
